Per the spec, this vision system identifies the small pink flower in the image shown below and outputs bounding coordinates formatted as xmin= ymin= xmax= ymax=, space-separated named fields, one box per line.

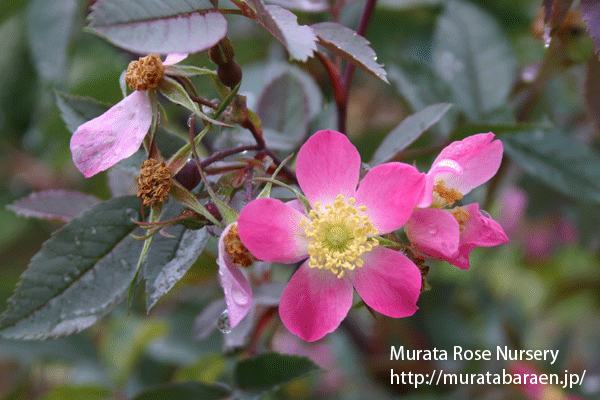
xmin=404 ymin=133 xmax=508 ymax=269
xmin=70 ymin=53 xmax=187 ymax=177
xmin=237 ymin=130 xmax=426 ymax=342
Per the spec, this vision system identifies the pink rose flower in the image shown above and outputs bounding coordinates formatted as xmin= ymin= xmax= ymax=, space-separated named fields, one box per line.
xmin=237 ymin=130 xmax=426 ymax=342
xmin=70 ymin=53 xmax=188 ymax=177
xmin=404 ymin=133 xmax=508 ymax=269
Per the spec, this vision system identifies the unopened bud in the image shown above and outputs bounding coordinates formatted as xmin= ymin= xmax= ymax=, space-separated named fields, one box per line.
xmin=218 ymin=60 xmax=242 ymax=89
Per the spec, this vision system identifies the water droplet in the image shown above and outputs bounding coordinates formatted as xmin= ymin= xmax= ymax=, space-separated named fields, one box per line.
xmin=231 ymin=288 xmax=249 ymax=305
xmin=91 ymin=227 xmax=97 ymax=235
xmin=543 ymin=26 xmax=551 ymax=48
xmin=217 ymin=310 xmax=231 ymax=333
xmin=187 ymin=114 xmax=194 ymax=127
xmin=428 ymin=227 xmax=438 ymax=235
xmin=74 ymin=235 xmax=82 ymax=248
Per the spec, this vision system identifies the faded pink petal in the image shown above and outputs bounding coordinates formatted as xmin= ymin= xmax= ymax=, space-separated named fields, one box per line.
xmin=446 ymin=203 xmax=509 ymax=269
xmin=238 ymin=198 xmax=309 ymax=263
xmin=416 ymin=159 xmax=463 ymax=208
xmin=432 ymin=132 xmax=503 ymax=195
xmin=355 ymin=162 xmax=426 ymax=234
xmin=296 ymin=130 xmax=361 ymax=206
xmin=404 ymin=208 xmax=460 ymax=259
xmin=70 ymin=91 xmax=152 ymax=177
xmin=164 ymin=53 xmax=188 ymax=65
xmin=218 ymin=223 xmax=253 ymax=328
xmin=350 ymin=247 xmax=421 ymax=318
xmin=279 ymin=261 xmax=354 ymax=342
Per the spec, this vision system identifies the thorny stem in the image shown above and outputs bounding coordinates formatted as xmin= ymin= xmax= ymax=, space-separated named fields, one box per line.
xmin=198 ymin=144 xmax=262 ymax=168
xmin=337 ymin=0 xmax=378 ymax=134
xmin=189 ymin=94 xmax=219 ymax=110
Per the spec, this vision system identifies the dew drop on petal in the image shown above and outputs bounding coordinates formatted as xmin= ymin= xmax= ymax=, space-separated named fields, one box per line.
xmin=543 ymin=26 xmax=551 ymax=48
xmin=217 ymin=310 xmax=231 ymax=333
xmin=231 ymin=288 xmax=249 ymax=305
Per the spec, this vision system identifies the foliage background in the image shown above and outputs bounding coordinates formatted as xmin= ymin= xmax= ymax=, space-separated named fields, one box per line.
xmin=1 ymin=0 xmax=599 ymax=399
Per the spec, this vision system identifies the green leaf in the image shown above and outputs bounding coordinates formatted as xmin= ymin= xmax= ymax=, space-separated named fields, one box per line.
xmin=0 ymin=197 xmax=144 ymax=340
xmin=144 ymin=204 xmax=211 ymax=311
xmin=26 ymin=0 xmax=78 ymax=82
xmin=451 ymin=122 xmax=552 ymax=141
xmin=0 ymin=0 xmax=27 ymax=25
xmin=234 ymin=353 xmax=320 ymax=396
xmin=100 ymin=314 xmax=169 ymax=385
xmin=88 ymin=0 xmax=227 ymax=54
xmin=54 ymin=90 xmax=111 ymax=134
xmin=432 ymin=0 xmax=516 ymax=119
xmin=165 ymin=64 xmax=217 ymax=78
xmin=38 ymin=385 xmax=111 ymax=400
xmin=173 ymin=353 xmax=226 ymax=382
xmin=370 ymin=103 xmax=453 ymax=165
xmin=502 ymin=130 xmax=600 ymax=204
xmin=131 ymin=382 xmax=231 ymax=400
xmin=257 ymin=72 xmax=309 ymax=151
xmin=6 ymin=190 xmax=101 ymax=223
xmin=312 ymin=22 xmax=388 ymax=83
xmin=157 ymin=76 xmax=229 ymax=127
xmin=169 ymin=181 xmax=223 ymax=227
xmin=248 ymin=1 xmax=317 ymax=61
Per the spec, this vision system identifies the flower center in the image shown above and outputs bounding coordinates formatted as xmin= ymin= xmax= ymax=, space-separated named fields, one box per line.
xmin=223 ymin=224 xmax=257 ymax=268
xmin=136 ymin=159 xmax=172 ymax=207
xmin=125 ymin=54 xmax=164 ymax=91
xmin=432 ymin=180 xmax=463 ymax=208
xmin=301 ymin=194 xmax=379 ymax=278
xmin=448 ymin=206 xmax=470 ymax=232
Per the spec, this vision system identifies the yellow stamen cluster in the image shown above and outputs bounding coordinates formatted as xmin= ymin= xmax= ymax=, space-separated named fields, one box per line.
xmin=224 ymin=224 xmax=257 ymax=268
xmin=301 ymin=194 xmax=379 ymax=278
xmin=125 ymin=54 xmax=164 ymax=91
xmin=431 ymin=180 xmax=463 ymax=208
xmin=136 ymin=159 xmax=172 ymax=207
xmin=449 ymin=206 xmax=470 ymax=232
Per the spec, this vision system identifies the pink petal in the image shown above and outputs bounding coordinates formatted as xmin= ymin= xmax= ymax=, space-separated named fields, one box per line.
xmin=404 ymin=208 xmax=460 ymax=259
xmin=285 ymin=199 xmax=307 ymax=215
xmin=218 ymin=224 xmax=253 ymax=328
xmin=416 ymin=159 xmax=463 ymax=208
xmin=238 ymin=198 xmax=309 ymax=263
xmin=70 ymin=91 xmax=152 ymax=177
xmin=447 ymin=203 xmax=509 ymax=269
xmin=164 ymin=53 xmax=188 ymax=65
xmin=354 ymin=163 xmax=426 ymax=234
xmin=497 ymin=187 xmax=528 ymax=237
xmin=349 ymin=247 xmax=421 ymax=318
xmin=431 ymin=133 xmax=503 ymax=195
xmin=279 ymin=261 xmax=354 ymax=342
xmin=296 ymin=130 xmax=361 ymax=206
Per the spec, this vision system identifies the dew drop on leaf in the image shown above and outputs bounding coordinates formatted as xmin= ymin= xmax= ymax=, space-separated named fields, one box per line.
xmin=217 ymin=310 xmax=231 ymax=333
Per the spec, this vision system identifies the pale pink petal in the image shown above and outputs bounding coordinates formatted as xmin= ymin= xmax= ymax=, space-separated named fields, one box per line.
xmin=296 ymin=130 xmax=361 ymax=206
xmin=163 ymin=53 xmax=188 ymax=65
xmin=279 ymin=261 xmax=354 ymax=342
xmin=218 ymin=223 xmax=253 ymax=328
xmin=238 ymin=198 xmax=309 ymax=263
xmin=416 ymin=159 xmax=464 ymax=208
xmin=432 ymin=133 xmax=503 ymax=195
xmin=354 ymin=162 xmax=426 ymax=234
xmin=285 ymin=199 xmax=307 ymax=215
xmin=497 ymin=187 xmax=528 ymax=237
xmin=404 ymin=208 xmax=460 ymax=259
xmin=70 ymin=91 xmax=152 ymax=177
xmin=349 ymin=247 xmax=421 ymax=318
xmin=446 ymin=203 xmax=509 ymax=269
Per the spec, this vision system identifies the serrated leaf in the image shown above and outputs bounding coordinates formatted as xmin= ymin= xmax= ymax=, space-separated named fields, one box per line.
xmin=312 ymin=22 xmax=387 ymax=83
xmin=265 ymin=0 xmax=328 ymax=12
xmin=234 ymin=353 xmax=320 ymax=396
xmin=88 ymin=0 xmax=227 ymax=54
xmin=370 ymin=103 xmax=453 ymax=165
xmin=249 ymin=1 xmax=316 ymax=61
xmin=257 ymin=72 xmax=309 ymax=151
xmin=0 ymin=196 xmax=143 ymax=340
xmin=6 ymin=190 xmax=101 ymax=223
xmin=432 ymin=0 xmax=516 ymax=119
xmin=145 ymin=203 xmax=211 ymax=311
xmin=131 ymin=382 xmax=231 ymax=400
xmin=26 ymin=0 xmax=78 ymax=82
xmin=54 ymin=90 xmax=111 ymax=134
xmin=165 ymin=64 xmax=217 ymax=78
xmin=502 ymin=130 xmax=600 ymax=204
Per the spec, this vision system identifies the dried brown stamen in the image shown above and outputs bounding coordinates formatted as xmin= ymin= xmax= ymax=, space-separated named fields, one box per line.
xmin=125 ymin=54 xmax=164 ymax=91
xmin=223 ymin=224 xmax=257 ymax=268
xmin=136 ymin=159 xmax=172 ymax=207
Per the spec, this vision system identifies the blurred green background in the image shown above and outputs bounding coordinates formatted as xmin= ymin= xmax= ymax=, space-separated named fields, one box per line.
xmin=1 ymin=0 xmax=599 ymax=399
